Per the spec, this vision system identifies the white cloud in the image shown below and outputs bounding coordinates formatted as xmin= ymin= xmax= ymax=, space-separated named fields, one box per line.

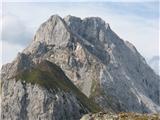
xmin=2 ymin=14 xmax=33 ymax=46
xmin=1 ymin=40 xmax=24 ymax=66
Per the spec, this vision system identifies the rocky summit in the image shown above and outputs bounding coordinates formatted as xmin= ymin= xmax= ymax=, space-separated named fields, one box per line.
xmin=1 ymin=15 xmax=160 ymax=120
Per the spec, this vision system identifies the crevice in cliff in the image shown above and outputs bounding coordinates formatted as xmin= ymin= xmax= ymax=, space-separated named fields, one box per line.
xmin=19 ymin=81 xmax=29 ymax=120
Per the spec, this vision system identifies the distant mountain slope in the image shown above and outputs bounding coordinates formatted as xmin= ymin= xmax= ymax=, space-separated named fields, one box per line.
xmin=148 ymin=56 xmax=160 ymax=75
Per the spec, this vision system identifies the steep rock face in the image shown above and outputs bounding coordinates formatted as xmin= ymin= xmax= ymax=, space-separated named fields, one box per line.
xmin=1 ymin=59 xmax=100 ymax=120
xmin=2 ymin=15 xmax=160 ymax=114
xmin=2 ymin=80 xmax=85 ymax=120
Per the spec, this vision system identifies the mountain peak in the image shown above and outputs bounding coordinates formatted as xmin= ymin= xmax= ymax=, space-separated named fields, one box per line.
xmin=49 ymin=14 xmax=62 ymax=20
xmin=25 ymin=15 xmax=113 ymax=56
xmin=64 ymin=15 xmax=82 ymax=21
xmin=2 ymin=15 xmax=160 ymax=118
xmin=30 ymin=15 xmax=71 ymax=49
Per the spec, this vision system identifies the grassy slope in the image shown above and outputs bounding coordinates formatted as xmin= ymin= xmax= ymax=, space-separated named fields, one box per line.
xmin=15 ymin=60 xmax=101 ymax=113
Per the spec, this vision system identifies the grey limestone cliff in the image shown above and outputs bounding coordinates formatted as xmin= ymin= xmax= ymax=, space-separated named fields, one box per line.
xmin=1 ymin=15 xmax=160 ymax=120
xmin=1 ymin=59 xmax=100 ymax=120
xmin=23 ymin=15 xmax=160 ymax=113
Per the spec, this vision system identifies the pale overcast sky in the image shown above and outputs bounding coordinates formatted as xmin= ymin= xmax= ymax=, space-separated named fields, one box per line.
xmin=1 ymin=1 xmax=159 ymax=67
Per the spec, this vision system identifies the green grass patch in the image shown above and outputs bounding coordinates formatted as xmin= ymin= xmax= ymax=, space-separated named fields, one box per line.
xmin=14 ymin=60 xmax=101 ymax=113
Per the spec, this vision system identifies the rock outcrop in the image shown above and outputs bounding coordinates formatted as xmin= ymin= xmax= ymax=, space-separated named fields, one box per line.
xmin=1 ymin=59 xmax=100 ymax=120
xmin=22 ymin=15 xmax=159 ymax=113
xmin=1 ymin=14 xmax=160 ymax=120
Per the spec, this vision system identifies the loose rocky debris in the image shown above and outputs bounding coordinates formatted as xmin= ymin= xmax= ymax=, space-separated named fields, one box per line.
xmin=80 ymin=112 xmax=160 ymax=120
